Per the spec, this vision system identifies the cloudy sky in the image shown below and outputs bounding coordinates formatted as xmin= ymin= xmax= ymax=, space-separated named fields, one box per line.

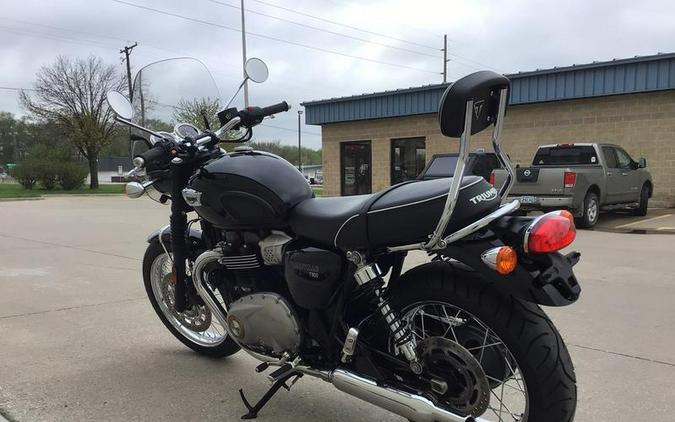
xmin=2 ymin=0 xmax=675 ymax=148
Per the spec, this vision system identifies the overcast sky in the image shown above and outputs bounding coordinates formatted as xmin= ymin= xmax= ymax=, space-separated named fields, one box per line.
xmin=2 ymin=0 xmax=675 ymax=148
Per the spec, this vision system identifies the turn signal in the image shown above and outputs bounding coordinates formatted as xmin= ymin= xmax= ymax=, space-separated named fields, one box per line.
xmin=481 ymin=246 xmax=517 ymax=275
xmin=525 ymin=212 xmax=576 ymax=253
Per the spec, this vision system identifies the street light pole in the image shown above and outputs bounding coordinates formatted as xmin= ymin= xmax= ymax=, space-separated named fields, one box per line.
xmin=297 ymin=110 xmax=303 ymax=172
xmin=240 ymin=0 xmax=249 ymax=106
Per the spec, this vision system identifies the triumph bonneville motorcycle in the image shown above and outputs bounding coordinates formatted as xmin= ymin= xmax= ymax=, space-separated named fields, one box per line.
xmin=106 ymin=57 xmax=581 ymax=422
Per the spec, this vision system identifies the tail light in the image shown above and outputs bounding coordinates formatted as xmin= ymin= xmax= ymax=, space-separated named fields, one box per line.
xmin=524 ymin=210 xmax=576 ymax=253
xmin=563 ymin=171 xmax=576 ymax=188
xmin=488 ymin=171 xmax=495 ymax=186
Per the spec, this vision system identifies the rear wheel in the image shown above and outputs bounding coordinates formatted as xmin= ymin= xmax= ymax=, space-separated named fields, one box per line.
xmin=575 ymin=191 xmax=599 ymax=228
xmin=633 ymin=185 xmax=649 ymax=216
xmin=390 ymin=262 xmax=577 ymax=422
xmin=142 ymin=241 xmax=240 ymax=357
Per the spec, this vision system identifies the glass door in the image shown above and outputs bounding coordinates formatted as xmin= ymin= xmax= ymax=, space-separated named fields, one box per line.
xmin=341 ymin=141 xmax=371 ymax=196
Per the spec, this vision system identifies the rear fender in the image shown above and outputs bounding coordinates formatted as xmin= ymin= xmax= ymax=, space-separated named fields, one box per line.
xmin=389 ymin=232 xmax=581 ymax=307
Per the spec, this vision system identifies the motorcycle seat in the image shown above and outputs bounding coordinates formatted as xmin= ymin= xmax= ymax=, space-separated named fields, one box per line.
xmin=289 ymin=176 xmax=500 ymax=249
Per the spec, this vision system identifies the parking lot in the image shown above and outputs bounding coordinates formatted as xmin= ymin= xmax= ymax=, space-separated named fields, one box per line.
xmin=1 ymin=196 xmax=674 ymax=421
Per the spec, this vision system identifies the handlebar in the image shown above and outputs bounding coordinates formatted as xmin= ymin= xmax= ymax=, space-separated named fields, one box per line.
xmin=260 ymin=101 xmax=291 ymax=117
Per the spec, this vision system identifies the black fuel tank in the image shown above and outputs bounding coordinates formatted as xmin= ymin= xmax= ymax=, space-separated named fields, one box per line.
xmin=189 ymin=150 xmax=313 ymax=229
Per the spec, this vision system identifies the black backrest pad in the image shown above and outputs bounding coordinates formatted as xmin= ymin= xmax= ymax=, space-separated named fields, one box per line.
xmin=438 ymin=71 xmax=510 ymax=138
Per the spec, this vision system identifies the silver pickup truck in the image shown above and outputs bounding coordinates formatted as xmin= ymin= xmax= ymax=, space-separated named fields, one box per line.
xmin=493 ymin=143 xmax=653 ymax=228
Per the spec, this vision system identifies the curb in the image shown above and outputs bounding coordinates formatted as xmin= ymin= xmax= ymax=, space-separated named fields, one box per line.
xmin=0 ymin=196 xmax=44 ymax=202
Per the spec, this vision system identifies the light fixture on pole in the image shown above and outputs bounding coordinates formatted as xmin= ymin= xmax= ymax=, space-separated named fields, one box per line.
xmin=297 ymin=109 xmax=303 ymax=172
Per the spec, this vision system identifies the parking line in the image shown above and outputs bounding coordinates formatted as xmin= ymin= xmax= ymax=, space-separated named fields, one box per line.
xmin=614 ymin=214 xmax=672 ymax=229
xmin=657 ymin=227 xmax=675 ymax=231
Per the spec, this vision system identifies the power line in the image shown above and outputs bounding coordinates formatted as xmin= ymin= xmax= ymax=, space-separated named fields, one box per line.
xmin=0 ymin=86 xmax=36 ymax=91
xmin=247 ymin=0 xmax=439 ymax=51
xmin=206 ymin=0 xmax=440 ymax=59
xmin=110 ymin=0 xmax=438 ymax=74
xmin=260 ymin=122 xmax=320 ymax=136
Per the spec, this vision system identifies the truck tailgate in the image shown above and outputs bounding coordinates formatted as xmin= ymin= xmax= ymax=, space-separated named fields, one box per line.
xmin=496 ymin=167 xmax=567 ymax=196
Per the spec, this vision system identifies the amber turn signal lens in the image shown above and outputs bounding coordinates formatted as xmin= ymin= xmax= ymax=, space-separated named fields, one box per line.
xmin=495 ymin=246 xmax=518 ymax=275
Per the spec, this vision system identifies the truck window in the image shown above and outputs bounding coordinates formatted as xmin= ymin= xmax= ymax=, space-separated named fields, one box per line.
xmin=602 ymin=147 xmax=618 ymax=168
xmin=532 ymin=146 xmax=598 ymax=165
xmin=423 ymin=155 xmax=459 ymax=178
xmin=614 ymin=148 xmax=634 ymax=169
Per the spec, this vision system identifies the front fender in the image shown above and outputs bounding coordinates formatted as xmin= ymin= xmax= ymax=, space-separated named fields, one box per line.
xmin=146 ymin=225 xmax=206 ymax=259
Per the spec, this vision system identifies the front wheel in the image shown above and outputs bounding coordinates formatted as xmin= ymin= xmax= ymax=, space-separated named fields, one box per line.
xmin=389 ymin=262 xmax=577 ymax=422
xmin=142 ymin=240 xmax=240 ymax=357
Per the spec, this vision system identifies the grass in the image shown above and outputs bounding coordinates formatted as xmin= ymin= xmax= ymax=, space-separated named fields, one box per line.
xmin=312 ymin=187 xmax=323 ymax=196
xmin=0 ymin=183 xmax=125 ymax=199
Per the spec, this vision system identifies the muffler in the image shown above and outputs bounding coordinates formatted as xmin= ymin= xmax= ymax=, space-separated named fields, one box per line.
xmin=330 ymin=369 xmax=487 ymax=422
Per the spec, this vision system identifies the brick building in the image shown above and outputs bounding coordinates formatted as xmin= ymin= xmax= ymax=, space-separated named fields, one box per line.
xmin=302 ymin=53 xmax=675 ymax=207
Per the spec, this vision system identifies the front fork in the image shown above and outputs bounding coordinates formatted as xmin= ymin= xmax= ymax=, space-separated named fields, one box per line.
xmin=169 ymin=157 xmax=193 ymax=312
xmin=347 ymin=251 xmax=423 ymax=375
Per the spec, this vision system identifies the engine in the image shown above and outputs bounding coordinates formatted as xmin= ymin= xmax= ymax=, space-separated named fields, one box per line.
xmin=197 ymin=230 xmax=344 ymax=360
xmin=227 ymin=293 xmax=302 ymax=357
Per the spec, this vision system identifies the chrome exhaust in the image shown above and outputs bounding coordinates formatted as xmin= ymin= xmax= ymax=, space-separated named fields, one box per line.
xmin=330 ymin=369 xmax=488 ymax=422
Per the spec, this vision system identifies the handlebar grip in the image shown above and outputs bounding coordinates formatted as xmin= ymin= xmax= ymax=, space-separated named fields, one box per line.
xmin=136 ymin=145 xmax=168 ymax=168
xmin=260 ymin=101 xmax=290 ymax=117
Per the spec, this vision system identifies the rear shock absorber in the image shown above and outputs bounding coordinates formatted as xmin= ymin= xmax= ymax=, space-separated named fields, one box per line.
xmin=347 ymin=251 xmax=423 ymax=374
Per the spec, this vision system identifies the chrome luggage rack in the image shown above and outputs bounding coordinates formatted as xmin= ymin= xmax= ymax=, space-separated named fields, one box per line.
xmin=388 ymin=87 xmax=519 ymax=253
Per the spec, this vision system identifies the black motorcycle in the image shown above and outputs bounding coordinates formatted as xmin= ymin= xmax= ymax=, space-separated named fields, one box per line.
xmin=106 ymin=57 xmax=581 ymax=422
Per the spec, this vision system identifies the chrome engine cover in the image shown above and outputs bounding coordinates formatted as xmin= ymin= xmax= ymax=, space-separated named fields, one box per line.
xmin=226 ymin=292 xmax=301 ymax=357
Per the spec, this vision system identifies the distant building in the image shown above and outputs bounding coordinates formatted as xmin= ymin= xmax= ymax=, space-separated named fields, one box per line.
xmin=303 ymin=52 xmax=675 ymax=207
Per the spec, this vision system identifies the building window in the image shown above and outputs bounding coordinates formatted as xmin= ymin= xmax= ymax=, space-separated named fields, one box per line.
xmin=341 ymin=141 xmax=371 ymax=196
xmin=391 ymin=138 xmax=426 ymax=185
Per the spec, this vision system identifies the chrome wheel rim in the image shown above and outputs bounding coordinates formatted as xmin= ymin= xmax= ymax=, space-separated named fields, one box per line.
xmin=150 ymin=253 xmax=227 ymax=347
xmin=401 ymin=302 xmax=529 ymax=422
xmin=587 ymin=198 xmax=598 ymax=223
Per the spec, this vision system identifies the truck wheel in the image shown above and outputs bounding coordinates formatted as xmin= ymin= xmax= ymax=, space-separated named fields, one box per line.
xmin=575 ymin=191 xmax=599 ymax=229
xmin=633 ymin=185 xmax=649 ymax=216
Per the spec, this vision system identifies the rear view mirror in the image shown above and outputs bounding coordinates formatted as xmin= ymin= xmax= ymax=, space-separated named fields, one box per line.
xmin=244 ymin=58 xmax=269 ymax=83
xmin=638 ymin=157 xmax=647 ymax=168
xmin=106 ymin=91 xmax=134 ymax=120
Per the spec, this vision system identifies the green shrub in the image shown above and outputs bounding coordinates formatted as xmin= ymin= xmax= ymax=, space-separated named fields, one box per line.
xmin=37 ymin=161 xmax=59 ymax=190
xmin=9 ymin=161 xmax=39 ymax=189
xmin=58 ymin=162 xmax=88 ymax=190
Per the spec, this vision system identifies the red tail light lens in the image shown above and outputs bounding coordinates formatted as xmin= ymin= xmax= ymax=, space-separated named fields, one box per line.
xmin=525 ymin=211 xmax=576 ymax=253
xmin=563 ymin=171 xmax=576 ymax=188
xmin=488 ymin=172 xmax=495 ymax=186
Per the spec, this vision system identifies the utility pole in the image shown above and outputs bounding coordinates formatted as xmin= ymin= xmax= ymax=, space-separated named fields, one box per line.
xmin=297 ymin=110 xmax=303 ymax=172
xmin=240 ymin=0 xmax=249 ymax=106
xmin=442 ymin=34 xmax=449 ymax=84
xmin=120 ymin=42 xmax=138 ymax=100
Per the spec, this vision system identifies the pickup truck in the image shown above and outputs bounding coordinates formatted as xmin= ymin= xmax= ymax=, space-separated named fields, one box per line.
xmin=492 ymin=143 xmax=653 ymax=228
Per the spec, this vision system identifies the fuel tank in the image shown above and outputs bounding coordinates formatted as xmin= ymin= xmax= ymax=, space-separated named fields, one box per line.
xmin=188 ymin=150 xmax=313 ymax=229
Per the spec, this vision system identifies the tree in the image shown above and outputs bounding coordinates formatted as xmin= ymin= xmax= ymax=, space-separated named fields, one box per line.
xmin=20 ymin=55 xmax=125 ymax=188
xmin=173 ymin=97 xmax=222 ymax=131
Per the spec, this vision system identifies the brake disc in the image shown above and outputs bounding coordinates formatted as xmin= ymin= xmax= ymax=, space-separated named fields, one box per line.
xmin=161 ymin=273 xmax=212 ymax=332
xmin=420 ymin=336 xmax=491 ymax=417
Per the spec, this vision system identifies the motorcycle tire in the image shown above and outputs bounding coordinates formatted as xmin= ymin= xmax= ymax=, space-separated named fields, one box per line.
xmin=142 ymin=240 xmax=241 ymax=358
xmin=389 ymin=261 xmax=577 ymax=422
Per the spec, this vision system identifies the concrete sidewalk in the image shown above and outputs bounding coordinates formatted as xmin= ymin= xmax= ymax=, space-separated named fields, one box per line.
xmin=1 ymin=196 xmax=674 ymax=421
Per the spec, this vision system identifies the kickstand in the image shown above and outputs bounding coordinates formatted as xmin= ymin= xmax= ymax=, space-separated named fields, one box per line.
xmin=238 ymin=373 xmax=303 ymax=419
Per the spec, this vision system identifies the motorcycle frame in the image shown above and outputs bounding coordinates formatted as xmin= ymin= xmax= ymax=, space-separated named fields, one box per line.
xmin=388 ymin=87 xmax=519 ymax=253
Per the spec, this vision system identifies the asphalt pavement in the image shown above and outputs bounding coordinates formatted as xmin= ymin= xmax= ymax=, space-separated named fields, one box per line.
xmin=1 ymin=196 xmax=674 ymax=421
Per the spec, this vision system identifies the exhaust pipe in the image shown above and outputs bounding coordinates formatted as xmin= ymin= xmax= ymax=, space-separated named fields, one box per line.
xmin=330 ymin=369 xmax=487 ymax=422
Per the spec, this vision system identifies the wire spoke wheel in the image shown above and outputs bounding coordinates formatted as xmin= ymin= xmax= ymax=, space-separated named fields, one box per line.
xmin=401 ymin=302 xmax=528 ymax=422
xmin=149 ymin=253 xmax=227 ymax=347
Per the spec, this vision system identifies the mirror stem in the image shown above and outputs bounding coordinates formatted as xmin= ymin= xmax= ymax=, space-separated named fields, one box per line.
xmin=115 ymin=116 xmax=164 ymax=143
xmin=222 ymin=77 xmax=249 ymax=111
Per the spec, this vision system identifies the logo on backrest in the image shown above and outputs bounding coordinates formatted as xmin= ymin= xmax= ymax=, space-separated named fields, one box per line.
xmin=469 ymin=187 xmax=498 ymax=205
xmin=473 ymin=100 xmax=485 ymax=119
xmin=524 ymin=169 xmax=531 ymax=177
